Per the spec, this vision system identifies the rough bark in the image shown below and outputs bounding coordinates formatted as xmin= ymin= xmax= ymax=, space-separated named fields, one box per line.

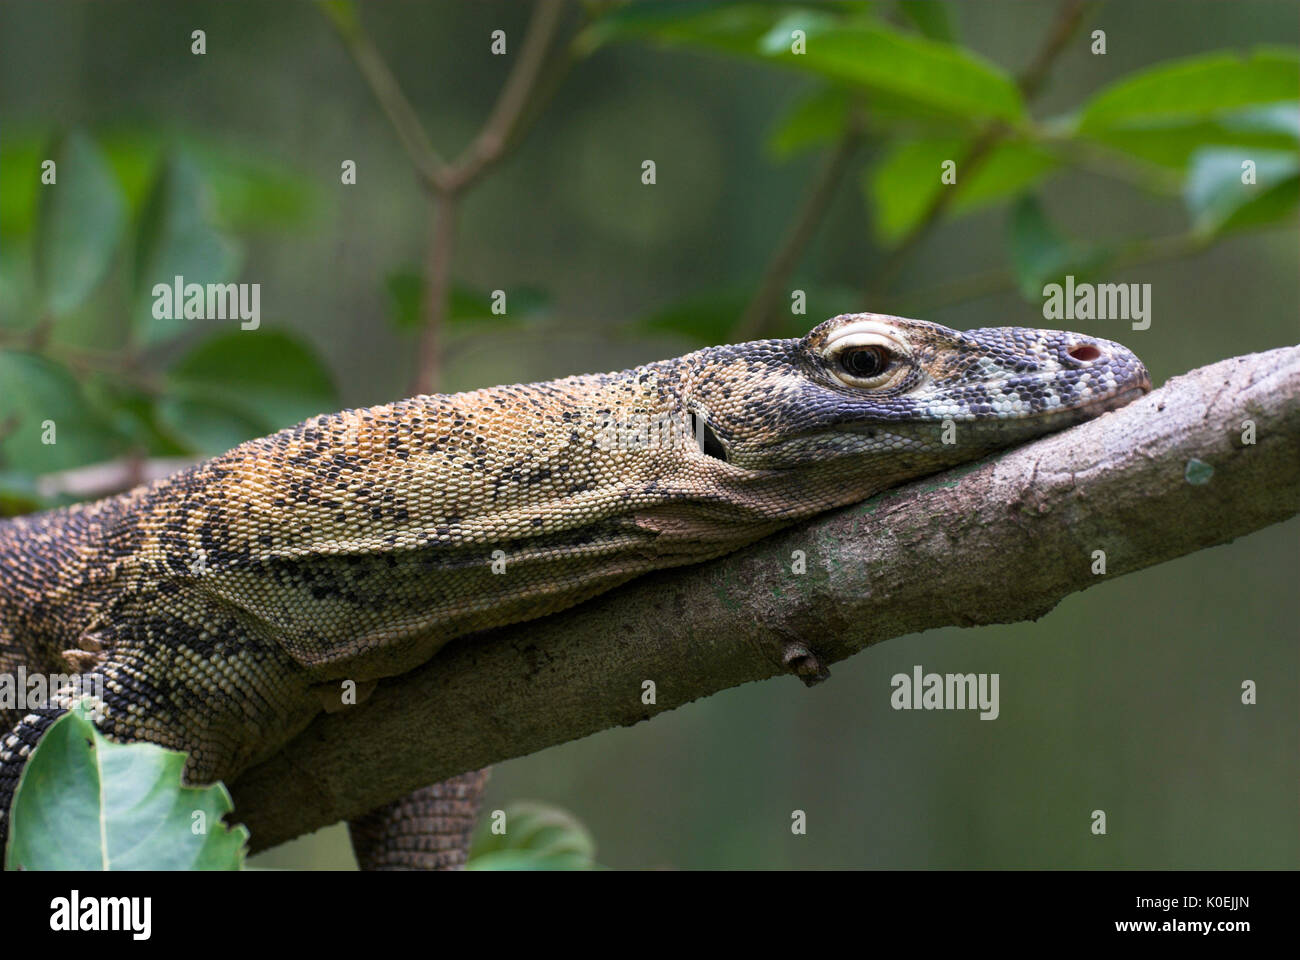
xmin=230 ymin=346 xmax=1300 ymax=852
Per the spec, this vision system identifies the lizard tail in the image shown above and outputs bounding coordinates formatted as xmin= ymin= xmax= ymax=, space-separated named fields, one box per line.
xmin=347 ymin=769 xmax=490 ymax=870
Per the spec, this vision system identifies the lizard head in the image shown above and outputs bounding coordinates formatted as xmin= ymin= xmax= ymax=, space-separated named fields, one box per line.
xmin=688 ymin=312 xmax=1151 ymax=472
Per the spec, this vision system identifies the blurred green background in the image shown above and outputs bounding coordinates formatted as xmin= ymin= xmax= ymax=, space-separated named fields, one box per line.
xmin=0 ymin=0 xmax=1296 ymax=868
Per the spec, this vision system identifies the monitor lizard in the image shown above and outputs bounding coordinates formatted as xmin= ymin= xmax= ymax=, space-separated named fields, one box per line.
xmin=0 ymin=312 xmax=1150 ymax=868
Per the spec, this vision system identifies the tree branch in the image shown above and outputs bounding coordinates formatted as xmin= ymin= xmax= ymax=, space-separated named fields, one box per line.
xmin=229 ymin=345 xmax=1300 ymax=852
xmin=325 ymin=0 xmax=572 ymax=396
xmin=34 ymin=457 xmax=196 ymax=500
xmin=321 ymin=1 xmax=447 ymax=190
xmin=444 ymin=0 xmax=567 ymax=193
xmin=411 ymin=193 xmax=459 ymax=397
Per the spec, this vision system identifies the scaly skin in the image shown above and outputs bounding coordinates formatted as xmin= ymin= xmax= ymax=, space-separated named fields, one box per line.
xmin=0 ymin=313 xmax=1150 ymax=859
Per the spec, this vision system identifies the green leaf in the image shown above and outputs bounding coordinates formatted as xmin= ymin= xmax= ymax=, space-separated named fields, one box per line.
xmin=896 ymin=0 xmax=956 ymax=42
xmin=1078 ymin=109 xmax=1300 ymax=172
xmin=85 ymin=378 xmax=191 ymax=458
xmin=0 ymin=138 xmax=43 ymax=237
xmin=96 ymin=132 xmax=319 ymax=233
xmin=446 ymin=285 xmax=498 ymax=325
xmin=634 ymin=285 xmax=858 ymax=345
xmin=449 ymin=285 xmax=549 ymax=326
xmin=34 ymin=131 xmax=127 ymax=316
xmin=768 ymin=85 xmax=852 ymax=158
xmin=385 ymin=269 xmax=424 ymax=332
xmin=133 ymin=152 xmax=241 ymax=344
xmin=467 ymin=801 xmax=597 ymax=871
xmin=0 ymin=244 xmax=37 ymax=330
xmin=756 ymin=8 xmax=843 ymax=53
xmin=867 ymin=138 xmax=1058 ymax=244
xmin=4 ymin=126 xmax=320 ymax=240
xmin=787 ymin=21 xmax=1023 ymax=123
xmin=1008 ymin=195 xmax=1068 ymax=299
xmin=581 ymin=2 xmax=802 ymax=55
xmin=1006 ymin=195 xmax=1113 ymax=301
xmin=1077 ymin=47 xmax=1300 ymax=133
xmin=156 ymin=393 xmax=270 ymax=457
xmin=318 ymin=0 xmax=361 ymax=37
xmin=586 ymin=5 xmax=1023 ymax=123
xmin=163 ymin=330 xmax=338 ymax=450
xmin=1225 ymin=102 xmax=1300 ymax=140
xmin=197 ymin=149 xmax=319 ymax=232
xmin=1185 ymin=147 xmax=1300 ymax=236
xmin=998 ymin=195 xmax=1112 ymax=299
xmin=6 ymin=702 xmax=247 ymax=870
xmin=0 ymin=351 xmax=118 ymax=472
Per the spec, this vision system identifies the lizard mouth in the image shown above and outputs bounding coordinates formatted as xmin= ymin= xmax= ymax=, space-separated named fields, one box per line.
xmin=830 ymin=374 xmax=1151 ymax=435
xmin=1062 ymin=375 xmax=1152 ymax=420
xmin=802 ymin=361 xmax=1152 ymax=455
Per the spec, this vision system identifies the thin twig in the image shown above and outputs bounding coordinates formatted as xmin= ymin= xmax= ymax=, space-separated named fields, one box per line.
xmin=324 ymin=1 xmax=574 ymax=395
xmin=733 ymin=120 xmax=864 ymax=341
xmin=1018 ymin=0 xmax=1090 ymax=101
xmin=322 ymin=3 xmax=447 ymax=190
xmin=1032 ymin=130 xmax=1183 ymax=195
xmin=412 ymin=193 xmax=459 ymax=397
xmin=502 ymin=22 xmax=583 ymax=158
xmin=445 ymin=0 xmax=567 ymax=193
xmin=868 ymin=126 xmax=1004 ymax=298
xmin=868 ymin=0 xmax=1091 ymax=299
xmin=34 ymin=457 xmax=198 ymax=500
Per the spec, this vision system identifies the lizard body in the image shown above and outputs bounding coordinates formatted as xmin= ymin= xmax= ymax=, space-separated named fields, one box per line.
xmin=0 ymin=313 xmax=1149 ymax=860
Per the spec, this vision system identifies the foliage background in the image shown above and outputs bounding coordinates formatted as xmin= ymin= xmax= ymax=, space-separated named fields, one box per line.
xmin=0 ymin=0 xmax=1295 ymax=868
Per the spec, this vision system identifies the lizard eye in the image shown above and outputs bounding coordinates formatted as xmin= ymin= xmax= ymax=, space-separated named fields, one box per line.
xmin=840 ymin=346 xmax=891 ymax=380
xmin=832 ymin=343 xmax=901 ymax=388
xmin=820 ymin=322 xmax=910 ymax=388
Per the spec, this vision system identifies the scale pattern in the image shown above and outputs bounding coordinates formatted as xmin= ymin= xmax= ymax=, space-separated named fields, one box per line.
xmin=0 ymin=313 xmax=1149 ymax=859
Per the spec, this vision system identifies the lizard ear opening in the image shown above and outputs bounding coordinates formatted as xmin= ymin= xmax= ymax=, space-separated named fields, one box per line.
xmin=688 ymin=411 xmax=728 ymax=462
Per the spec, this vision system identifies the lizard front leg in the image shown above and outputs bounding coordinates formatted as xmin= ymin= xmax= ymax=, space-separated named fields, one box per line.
xmin=0 ymin=632 xmax=322 ymax=858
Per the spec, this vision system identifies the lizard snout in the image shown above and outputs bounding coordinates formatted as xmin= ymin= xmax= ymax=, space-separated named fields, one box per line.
xmin=1060 ymin=332 xmax=1152 ymax=398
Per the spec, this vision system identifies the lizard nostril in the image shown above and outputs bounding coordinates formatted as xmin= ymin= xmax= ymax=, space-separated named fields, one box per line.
xmin=1068 ymin=344 xmax=1101 ymax=362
